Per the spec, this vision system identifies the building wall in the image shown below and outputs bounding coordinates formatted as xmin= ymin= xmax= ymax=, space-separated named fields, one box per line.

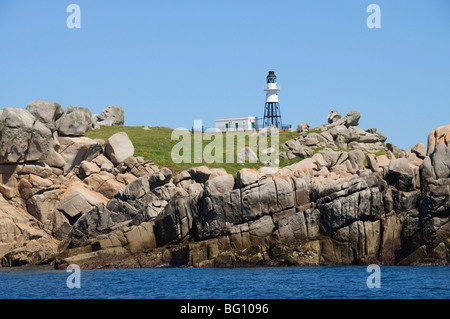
xmin=215 ymin=117 xmax=256 ymax=132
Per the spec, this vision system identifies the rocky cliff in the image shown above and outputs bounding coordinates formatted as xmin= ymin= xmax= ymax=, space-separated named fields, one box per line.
xmin=0 ymin=103 xmax=448 ymax=268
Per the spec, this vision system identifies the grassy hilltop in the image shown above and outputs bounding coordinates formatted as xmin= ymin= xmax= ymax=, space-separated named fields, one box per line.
xmin=85 ymin=126 xmax=301 ymax=175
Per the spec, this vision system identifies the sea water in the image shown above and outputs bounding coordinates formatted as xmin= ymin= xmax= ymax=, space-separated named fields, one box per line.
xmin=0 ymin=266 xmax=448 ymax=299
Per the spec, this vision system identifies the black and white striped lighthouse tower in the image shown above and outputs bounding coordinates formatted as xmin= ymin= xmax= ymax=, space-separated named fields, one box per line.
xmin=263 ymin=71 xmax=282 ymax=128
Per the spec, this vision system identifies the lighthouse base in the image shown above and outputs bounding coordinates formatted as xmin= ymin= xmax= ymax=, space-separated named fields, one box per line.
xmin=263 ymin=102 xmax=282 ymax=128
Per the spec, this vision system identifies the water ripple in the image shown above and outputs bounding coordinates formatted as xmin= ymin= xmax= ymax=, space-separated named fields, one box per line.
xmin=0 ymin=265 xmax=448 ymax=299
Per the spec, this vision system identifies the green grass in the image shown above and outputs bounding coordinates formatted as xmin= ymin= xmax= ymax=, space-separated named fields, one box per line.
xmin=86 ymin=126 xmax=400 ymax=175
xmin=279 ymin=131 xmax=300 ymax=144
xmin=85 ymin=126 xmax=303 ymax=175
xmin=303 ymin=128 xmax=322 ymax=136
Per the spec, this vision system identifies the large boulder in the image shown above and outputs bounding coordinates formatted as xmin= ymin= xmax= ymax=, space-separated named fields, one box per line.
xmin=0 ymin=164 xmax=18 ymax=199
xmin=96 ymin=106 xmax=124 ymax=126
xmin=26 ymin=100 xmax=64 ymax=126
xmin=44 ymin=135 xmax=67 ymax=169
xmin=426 ymin=124 xmax=450 ymax=179
xmin=0 ymin=196 xmax=59 ymax=267
xmin=327 ymin=125 xmax=350 ymax=140
xmin=204 ymin=174 xmax=235 ymax=197
xmin=68 ymin=204 xmax=117 ymax=247
xmin=57 ymin=136 xmax=102 ymax=174
xmin=297 ymin=122 xmax=310 ymax=133
xmin=106 ymin=175 xmax=174 ymax=225
xmin=348 ymin=126 xmax=379 ymax=143
xmin=347 ymin=149 xmax=365 ymax=170
xmin=92 ymin=154 xmax=114 ymax=172
xmin=302 ymin=132 xmax=323 ymax=146
xmin=105 ymin=132 xmax=135 ymax=165
xmin=58 ymin=182 xmax=108 ymax=219
xmin=80 ymin=160 xmax=101 ymax=177
xmin=320 ymin=110 xmax=361 ymax=130
xmin=327 ymin=110 xmax=341 ymax=124
xmin=91 ymin=115 xmax=100 ymax=130
xmin=188 ymin=166 xmax=211 ymax=183
xmin=236 ymin=168 xmax=260 ymax=188
xmin=173 ymin=170 xmax=192 ymax=185
xmin=57 ymin=106 xmax=93 ymax=136
xmin=386 ymin=158 xmax=415 ymax=191
xmin=342 ymin=110 xmax=361 ymax=127
xmin=26 ymin=190 xmax=72 ymax=240
xmin=315 ymin=174 xmax=383 ymax=233
xmin=411 ymin=142 xmax=426 ymax=159
xmin=83 ymin=171 xmax=126 ymax=199
xmin=0 ymin=107 xmax=52 ymax=163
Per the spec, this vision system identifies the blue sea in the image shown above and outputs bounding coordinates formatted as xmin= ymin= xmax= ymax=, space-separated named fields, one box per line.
xmin=0 ymin=266 xmax=448 ymax=299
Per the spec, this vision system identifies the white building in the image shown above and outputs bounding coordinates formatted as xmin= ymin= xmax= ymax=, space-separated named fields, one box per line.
xmin=215 ymin=116 xmax=257 ymax=132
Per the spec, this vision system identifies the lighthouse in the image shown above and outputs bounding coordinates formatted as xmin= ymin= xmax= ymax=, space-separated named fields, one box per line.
xmin=263 ymin=71 xmax=282 ymax=128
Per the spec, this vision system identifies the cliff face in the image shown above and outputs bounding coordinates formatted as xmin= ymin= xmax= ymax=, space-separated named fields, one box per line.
xmin=57 ymin=125 xmax=450 ymax=269
xmin=0 ymin=103 xmax=448 ymax=268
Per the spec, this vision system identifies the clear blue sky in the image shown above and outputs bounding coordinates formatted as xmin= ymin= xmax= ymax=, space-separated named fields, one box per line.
xmin=1 ymin=0 xmax=449 ymax=149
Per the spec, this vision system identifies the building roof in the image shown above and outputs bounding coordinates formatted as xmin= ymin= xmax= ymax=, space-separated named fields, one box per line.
xmin=215 ymin=116 xmax=256 ymax=121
